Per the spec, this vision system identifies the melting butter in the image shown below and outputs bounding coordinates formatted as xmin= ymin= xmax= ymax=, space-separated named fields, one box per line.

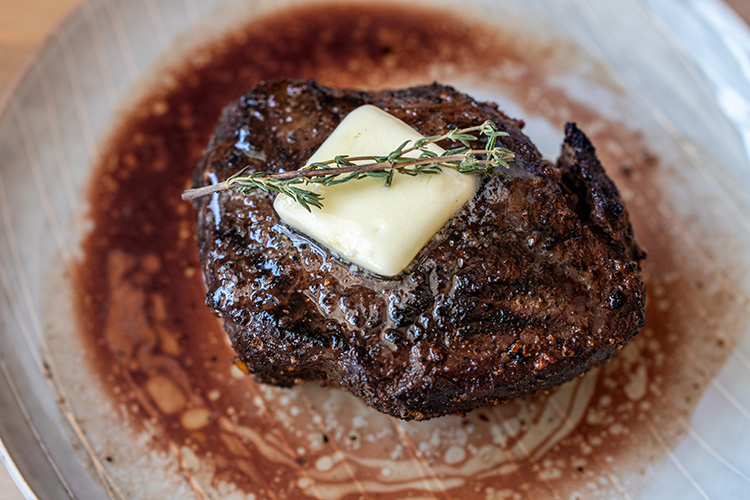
xmin=273 ymin=105 xmax=477 ymax=276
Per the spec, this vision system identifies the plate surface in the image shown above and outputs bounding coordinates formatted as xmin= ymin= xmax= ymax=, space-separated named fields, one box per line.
xmin=1 ymin=0 xmax=750 ymax=498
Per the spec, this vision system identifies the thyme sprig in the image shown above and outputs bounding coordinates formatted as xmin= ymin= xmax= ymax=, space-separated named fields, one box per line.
xmin=181 ymin=120 xmax=514 ymax=211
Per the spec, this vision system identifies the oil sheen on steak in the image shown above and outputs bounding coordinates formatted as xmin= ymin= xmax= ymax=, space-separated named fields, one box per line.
xmin=192 ymin=79 xmax=645 ymax=421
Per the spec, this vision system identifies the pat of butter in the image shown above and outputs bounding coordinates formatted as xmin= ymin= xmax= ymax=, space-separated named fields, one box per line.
xmin=273 ymin=105 xmax=477 ymax=276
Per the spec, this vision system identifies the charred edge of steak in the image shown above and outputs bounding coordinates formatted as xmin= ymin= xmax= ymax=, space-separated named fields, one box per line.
xmin=557 ymin=123 xmax=646 ymax=264
xmin=193 ymin=78 xmax=646 ymax=421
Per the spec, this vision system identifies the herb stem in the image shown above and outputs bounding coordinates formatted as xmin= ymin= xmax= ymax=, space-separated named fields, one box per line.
xmin=181 ymin=182 xmax=230 ymax=200
xmin=181 ymin=151 xmax=504 ymax=201
xmin=181 ymin=120 xmax=514 ymax=209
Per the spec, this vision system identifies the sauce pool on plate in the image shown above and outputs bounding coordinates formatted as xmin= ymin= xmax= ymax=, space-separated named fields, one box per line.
xmin=70 ymin=3 xmax=745 ymax=498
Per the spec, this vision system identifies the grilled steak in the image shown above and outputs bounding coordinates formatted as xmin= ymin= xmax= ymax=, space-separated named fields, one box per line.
xmin=192 ymin=78 xmax=645 ymax=421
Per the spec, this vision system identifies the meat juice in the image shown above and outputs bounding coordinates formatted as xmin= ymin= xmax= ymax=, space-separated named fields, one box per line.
xmin=71 ymin=4 xmax=747 ymax=499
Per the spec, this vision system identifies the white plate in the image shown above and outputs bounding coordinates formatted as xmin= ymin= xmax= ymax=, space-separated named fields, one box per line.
xmin=1 ymin=0 xmax=749 ymax=498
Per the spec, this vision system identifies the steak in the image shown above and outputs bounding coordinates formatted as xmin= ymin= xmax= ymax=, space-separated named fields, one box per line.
xmin=191 ymin=78 xmax=645 ymax=421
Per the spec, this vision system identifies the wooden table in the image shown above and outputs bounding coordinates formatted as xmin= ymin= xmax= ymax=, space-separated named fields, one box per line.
xmin=0 ymin=0 xmax=748 ymax=498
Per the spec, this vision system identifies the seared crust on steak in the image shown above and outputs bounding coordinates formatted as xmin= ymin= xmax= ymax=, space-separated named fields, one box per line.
xmin=192 ymin=79 xmax=645 ymax=420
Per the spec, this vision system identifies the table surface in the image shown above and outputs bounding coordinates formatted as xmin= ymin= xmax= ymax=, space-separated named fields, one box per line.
xmin=1 ymin=0 xmax=749 ymax=498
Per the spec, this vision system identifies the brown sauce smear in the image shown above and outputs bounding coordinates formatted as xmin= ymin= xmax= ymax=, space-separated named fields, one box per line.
xmin=74 ymin=3 xmax=748 ymax=499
